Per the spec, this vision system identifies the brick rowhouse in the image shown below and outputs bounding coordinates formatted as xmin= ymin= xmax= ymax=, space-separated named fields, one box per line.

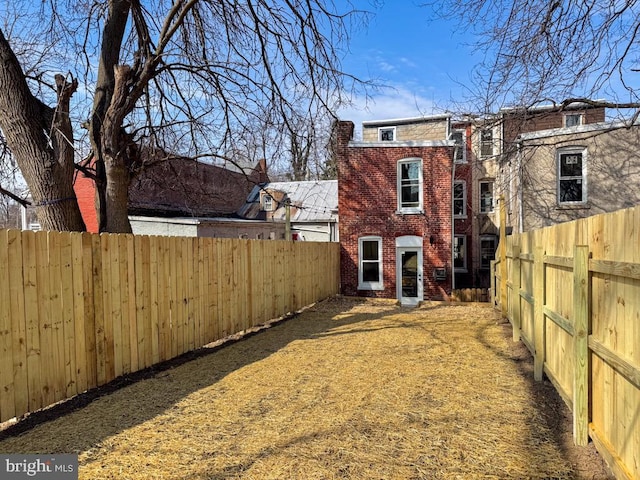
xmin=336 ymin=121 xmax=454 ymax=301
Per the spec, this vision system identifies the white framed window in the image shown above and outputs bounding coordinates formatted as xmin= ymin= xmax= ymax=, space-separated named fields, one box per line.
xmin=397 ymin=158 xmax=423 ymax=213
xmin=479 ymin=180 xmax=494 ymax=213
xmin=358 ymin=236 xmax=384 ymax=290
xmin=480 ymin=235 xmax=497 ymax=269
xmin=262 ymin=194 xmax=274 ymax=211
xmin=451 ymin=129 xmax=467 ymax=163
xmin=563 ymin=113 xmax=584 ymax=128
xmin=557 ymin=147 xmax=587 ymax=204
xmin=453 ymin=235 xmax=467 ymax=272
xmin=453 ymin=180 xmax=466 ymax=218
xmin=378 ymin=126 xmax=396 ymax=141
xmin=480 ymin=128 xmax=494 ymax=157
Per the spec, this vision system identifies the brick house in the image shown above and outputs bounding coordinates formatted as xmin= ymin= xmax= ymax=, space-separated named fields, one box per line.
xmin=358 ymin=115 xmax=476 ymax=290
xmin=336 ymin=120 xmax=455 ymax=304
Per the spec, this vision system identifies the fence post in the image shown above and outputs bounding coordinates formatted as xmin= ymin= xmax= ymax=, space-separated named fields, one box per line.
xmin=533 ymin=245 xmax=545 ymax=381
xmin=573 ymin=245 xmax=590 ymax=446
xmin=499 ymin=195 xmax=508 ymax=318
xmin=512 ymin=245 xmax=521 ymax=342
xmin=490 ymin=259 xmax=496 ymax=307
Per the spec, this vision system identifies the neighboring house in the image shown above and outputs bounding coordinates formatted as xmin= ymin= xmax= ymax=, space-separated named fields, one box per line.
xmin=336 ymin=120 xmax=455 ymax=305
xmin=468 ymin=101 xmax=606 ymax=286
xmin=238 ymin=180 xmax=338 ymax=242
xmin=495 ymin=102 xmax=606 ymax=232
xmin=509 ymin=120 xmax=640 ymax=231
xmin=74 ymin=149 xmax=276 ymax=238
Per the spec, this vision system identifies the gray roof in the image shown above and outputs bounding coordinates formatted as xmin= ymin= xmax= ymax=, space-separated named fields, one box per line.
xmin=239 ymin=180 xmax=338 ymax=223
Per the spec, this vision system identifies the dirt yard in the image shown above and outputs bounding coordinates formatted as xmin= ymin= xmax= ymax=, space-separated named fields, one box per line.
xmin=0 ymin=297 xmax=613 ymax=479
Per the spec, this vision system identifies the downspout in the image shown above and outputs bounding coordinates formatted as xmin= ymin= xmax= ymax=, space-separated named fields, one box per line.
xmin=450 ymin=135 xmax=457 ymax=292
xmin=517 ymin=140 xmax=524 ymax=233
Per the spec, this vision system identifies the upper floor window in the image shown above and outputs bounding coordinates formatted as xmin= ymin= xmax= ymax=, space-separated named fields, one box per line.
xmin=358 ymin=236 xmax=384 ymax=290
xmin=480 ymin=128 xmax=494 ymax=157
xmin=479 ymin=181 xmax=494 ymax=213
xmin=378 ymin=126 xmax=396 ymax=141
xmin=451 ymin=129 xmax=466 ymax=163
xmin=453 ymin=181 xmax=466 ymax=218
xmin=262 ymin=194 xmax=274 ymax=211
xmin=563 ymin=113 xmax=584 ymax=128
xmin=557 ymin=147 xmax=587 ymax=204
xmin=397 ymin=158 xmax=423 ymax=213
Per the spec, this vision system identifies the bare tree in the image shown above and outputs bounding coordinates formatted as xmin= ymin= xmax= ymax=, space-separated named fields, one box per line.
xmin=428 ymin=0 xmax=640 ymax=117
xmin=0 ymin=0 xmax=368 ymax=232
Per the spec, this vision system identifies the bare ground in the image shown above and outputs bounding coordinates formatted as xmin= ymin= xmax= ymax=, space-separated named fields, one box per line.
xmin=0 ymin=297 xmax=613 ymax=479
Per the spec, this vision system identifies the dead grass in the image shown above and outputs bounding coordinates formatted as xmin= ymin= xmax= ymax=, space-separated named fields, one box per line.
xmin=0 ymin=297 xmax=612 ymax=479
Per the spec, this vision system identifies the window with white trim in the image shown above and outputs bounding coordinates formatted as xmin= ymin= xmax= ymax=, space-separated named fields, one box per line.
xmin=378 ymin=126 xmax=396 ymax=141
xmin=480 ymin=128 xmax=494 ymax=157
xmin=262 ymin=194 xmax=274 ymax=211
xmin=479 ymin=181 xmax=494 ymax=213
xmin=451 ymin=129 xmax=466 ymax=163
xmin=358 ymin=236 xmax=384 ymax=290
xmin=397 ymin=158 xmax=423 ymax=213
xmin=453 ymin=235 xmax=467 ymax=272
xmin=563 ymin=113 xmax=584 ymax=128
xmin=453 ymin=181 xmax=466 ymax=218
xmin=557 ymin=147 xmax=587 ymax=204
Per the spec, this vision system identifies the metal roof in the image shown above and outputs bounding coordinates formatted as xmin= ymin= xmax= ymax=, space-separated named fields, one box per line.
xmin=239 ymin=180 xmax=338 ymax=223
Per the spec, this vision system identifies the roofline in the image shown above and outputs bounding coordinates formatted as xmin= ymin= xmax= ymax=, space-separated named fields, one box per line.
xmin=361 ymin=114 xmax=451 ymax=127
xmin=348 ymin=140 xmax=455 ymax=148
xmin=128 ymin=215 xmax=283 ymax=225
xmin=500 ymin=100 xmax=608 ymax=114
xmin=517 ymin=119 xmax=639 ymax=141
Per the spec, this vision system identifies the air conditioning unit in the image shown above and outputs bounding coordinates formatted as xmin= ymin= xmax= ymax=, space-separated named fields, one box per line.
xmin=433 ymin=267 xmax=447 ymax=281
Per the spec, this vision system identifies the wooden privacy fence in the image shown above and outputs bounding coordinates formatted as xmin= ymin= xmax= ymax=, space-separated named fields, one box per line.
xmin=0 ymin=229 xmax=340 ymax=424
xmin=492 ymin=205 xmax=640 ymax=480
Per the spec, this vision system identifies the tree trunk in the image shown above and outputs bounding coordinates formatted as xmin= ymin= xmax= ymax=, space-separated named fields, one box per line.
xmin=89 ymin=0 xmax=132 ymax=233
xmin=0 ymin=29 xmax=85 ymax=231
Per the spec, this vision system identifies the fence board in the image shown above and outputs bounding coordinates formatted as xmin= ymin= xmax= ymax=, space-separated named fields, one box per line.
xmin=71 ymin=233 xmax=87 ymax=394
xmin=149 ymin=236 xmax=160 ymax=365
xmin=0 ymin=231 xmax=13 ymax=421
xmin=59 ymin=232 xmax=76 ymax=399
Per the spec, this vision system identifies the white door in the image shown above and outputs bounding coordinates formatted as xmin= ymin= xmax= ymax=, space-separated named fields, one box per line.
xmin=396 ymin=236 xmax=423 ymax=306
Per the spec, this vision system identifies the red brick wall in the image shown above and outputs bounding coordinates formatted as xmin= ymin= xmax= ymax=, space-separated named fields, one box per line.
xmin=73 ymin=170 xmax=99 ymax=233
xmin=336 ymin=121 xmax=453 ymax=300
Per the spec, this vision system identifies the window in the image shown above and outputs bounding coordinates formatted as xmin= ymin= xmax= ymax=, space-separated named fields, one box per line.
xmin=480 ymin=236 xmax=497 ymax=269
xmin=479 ymin=181 xmax=494 ymax=213
xmin=451 ymin=129 xmax=466 ymax=163
xmin=358 ymin=236 xmax=384 ymax=290
xmin=262 ymin=194 xmax=274 ymax=211
xmin=453 ymin=181 xmax=466 ymax=218
xmin=453 ymin=235 xmax=467 ymax=272
xmin=564 ymin=113 xmax=583 ymax=128
xmin=480 ymin=128 xmax=494 ymax=157
xmin=397 ymin=158 xmax=423 ymax=213
xmin=558 ymin=148 xmax=587 ymax=204
xmin=378 ymin=126 xmax=396 ymax=141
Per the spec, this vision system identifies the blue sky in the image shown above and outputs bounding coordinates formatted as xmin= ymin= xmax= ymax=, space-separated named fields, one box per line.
xmin=337 ymin=2 xmax=482 ymax=134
